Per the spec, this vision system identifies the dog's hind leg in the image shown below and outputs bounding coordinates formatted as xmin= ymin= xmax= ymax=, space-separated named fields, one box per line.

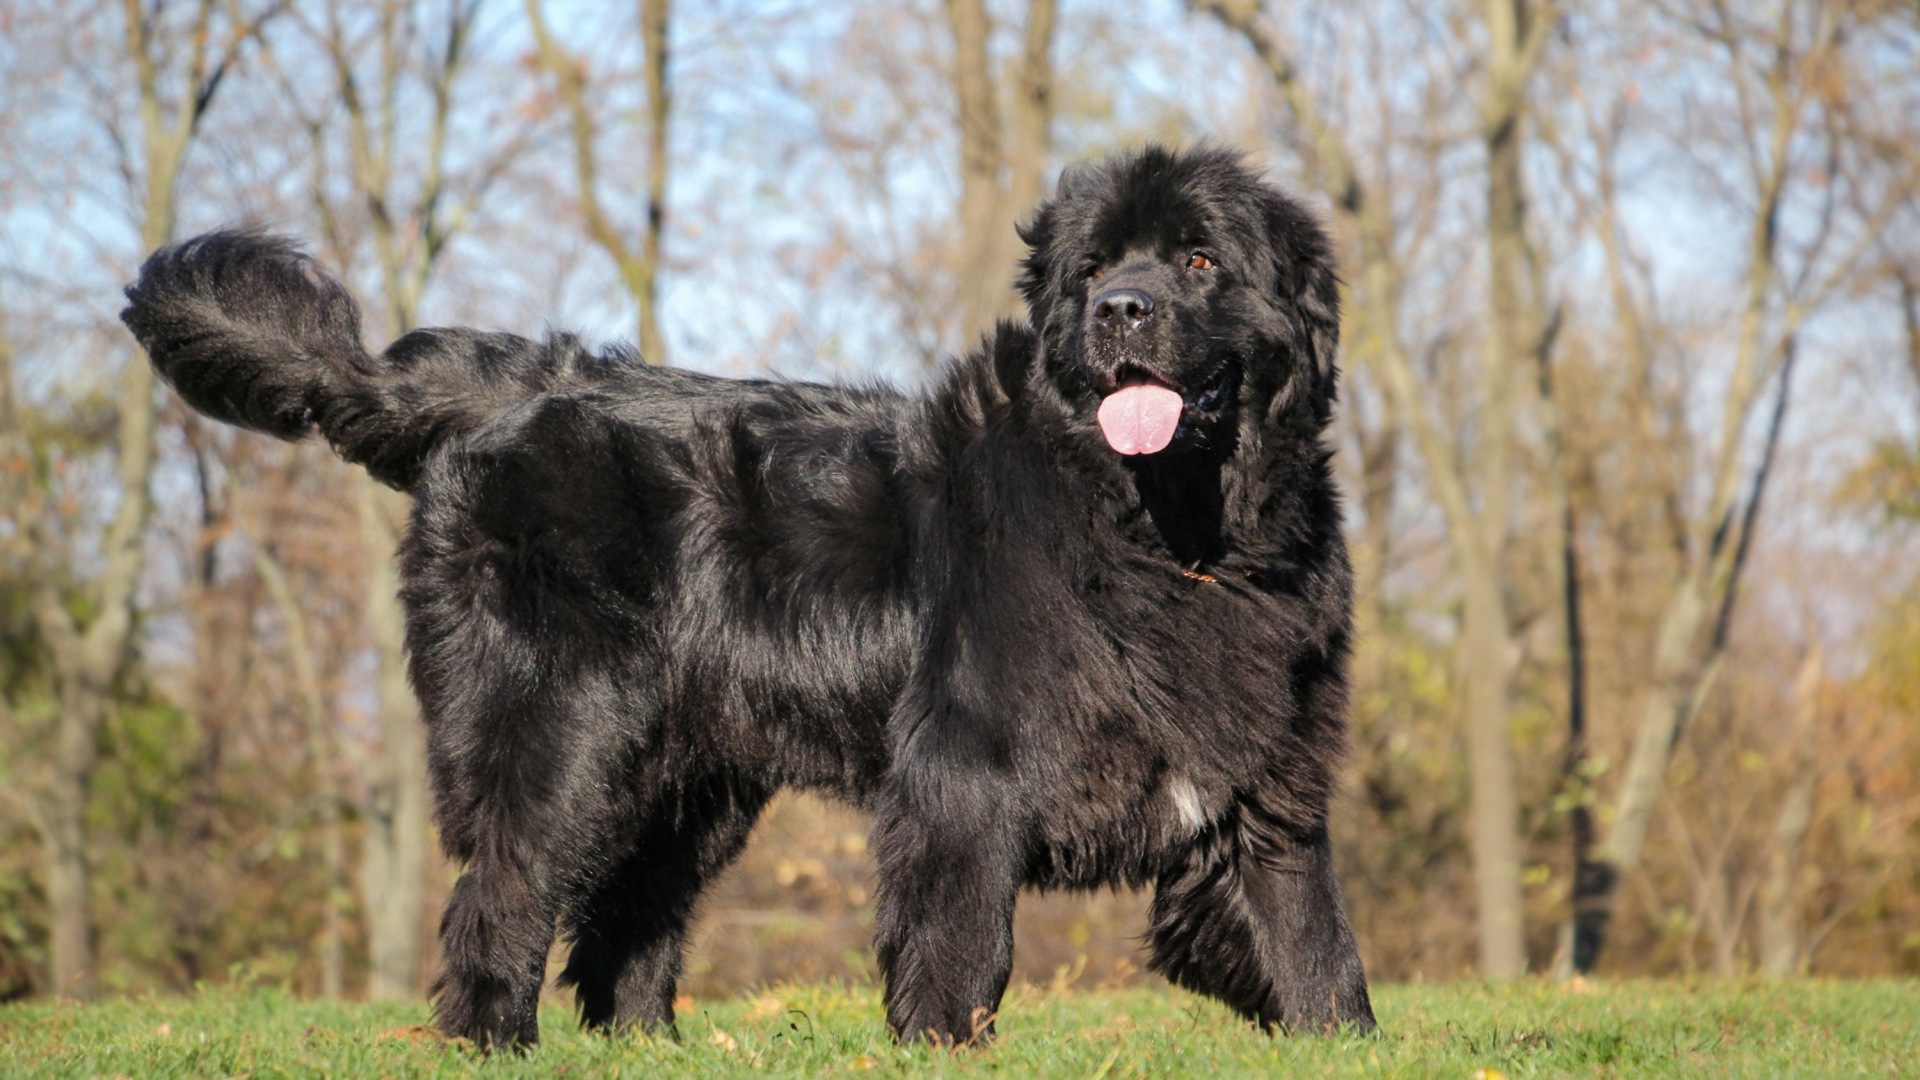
xmin=418 ymin=625 xmax=642 ymax=1049
xmin=1146 ymin=806 xmax=1375 ymax=1035
xmin=559 ymin=775 xmax=768 ymax=1035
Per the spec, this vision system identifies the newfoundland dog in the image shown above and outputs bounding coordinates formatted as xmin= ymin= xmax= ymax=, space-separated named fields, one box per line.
xmin=121 ymin=145 xmax=1374 ymax=1047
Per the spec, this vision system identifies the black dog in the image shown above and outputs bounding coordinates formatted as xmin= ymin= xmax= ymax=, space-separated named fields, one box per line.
xmin=121 ymin=145 xmax=1374 ymax=1047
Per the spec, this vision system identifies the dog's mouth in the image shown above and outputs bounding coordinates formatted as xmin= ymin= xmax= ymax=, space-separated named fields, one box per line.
xmin=1093 ymin=362 xmax=1234 ymax=456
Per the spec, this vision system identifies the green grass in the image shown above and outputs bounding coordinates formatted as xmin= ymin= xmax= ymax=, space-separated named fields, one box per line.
xmin=1 ymin=979 xmax=1914 ymax=1078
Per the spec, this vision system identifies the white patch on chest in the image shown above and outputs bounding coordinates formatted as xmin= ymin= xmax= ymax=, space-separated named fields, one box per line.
xmin=1167 ymin=777 xmax=1208 ymax=835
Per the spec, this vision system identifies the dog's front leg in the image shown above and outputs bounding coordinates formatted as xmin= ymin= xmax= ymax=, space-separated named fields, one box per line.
xmin=870 ymin=762 xmax=1022 ymax=1046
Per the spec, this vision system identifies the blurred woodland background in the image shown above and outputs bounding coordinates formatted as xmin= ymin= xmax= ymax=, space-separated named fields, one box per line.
xmin=1 ymin=0 xmax=1918 ymax=1005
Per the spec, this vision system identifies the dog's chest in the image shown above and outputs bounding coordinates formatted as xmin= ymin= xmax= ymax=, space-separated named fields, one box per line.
xmin=997 ymin=572 xmax=1299 ymax=881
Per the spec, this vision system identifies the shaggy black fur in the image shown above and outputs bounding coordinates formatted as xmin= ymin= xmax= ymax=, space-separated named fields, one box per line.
xmin=121 ymin=146 xmax=1374 ymax=1048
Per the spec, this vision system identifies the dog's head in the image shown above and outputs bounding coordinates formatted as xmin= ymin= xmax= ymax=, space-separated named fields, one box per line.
xmin=1018 ymin=145 xmax=1340 ymax=459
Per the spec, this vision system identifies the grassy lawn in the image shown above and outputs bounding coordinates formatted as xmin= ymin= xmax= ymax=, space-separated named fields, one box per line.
xmin=1 ymin=979 xmax=1914 ymax=1078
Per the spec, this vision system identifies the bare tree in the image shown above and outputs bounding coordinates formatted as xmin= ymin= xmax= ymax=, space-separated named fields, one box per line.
xmin=23 ymin=0 xmax=280 ymax=1000
xmin=1579 ymin=0 xmax=1909 ymax=971
xmin=526 ymin=0 xmax=674 ymax=365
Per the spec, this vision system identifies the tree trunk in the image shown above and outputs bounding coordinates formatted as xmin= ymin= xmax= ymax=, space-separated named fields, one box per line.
xmin=1757 ymin=780 xmax=1815 ymax=976
xmin=1536 ymin=315 xmax=1603 ymax=980
xmin=170 ymin=420 xmax=237 ymax=986
xmin=255 ymin=547 xmax=346 ymax=998
xmin=1759 ymin=646 xmax=1823 ymax=977
xmin=1352 ymin=413 xmax=1401 ymax=691
xmin=42 ymin=688 xmax=106 ymax=998
xmin=1004 ymin=0 xmax=1055 ymax=231
xmin=1461 ymin=0 xmax=1554 ymax=979
xmin=1899 ymin=272 xmax=1920 ymax=392
xmin=945 ymin=0 xmax=1005 ymax=344
xmin=638 ymin=0 xmax=671 ymax=366
xmin=1596 ymin=580 xmax=1708 ymax=893
xmin=946 ymin=0 xmax=1056 ymax=343
xmin=995 ymin=0 xmax=1055 ymax=325
xmin=359 ymin=481 xmax=429 ymax=1000
xmin=1461 ymin=554 xmax=1525 ymax=977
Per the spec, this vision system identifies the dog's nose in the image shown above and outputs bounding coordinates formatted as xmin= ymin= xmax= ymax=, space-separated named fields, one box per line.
xmin=1091 ymin=288 xmax=1153 ymax=326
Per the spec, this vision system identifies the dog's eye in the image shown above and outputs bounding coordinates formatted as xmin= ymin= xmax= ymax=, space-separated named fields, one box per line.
xmin=1186 ymin=252 xmax=1214 ymax=271
xmin=1086 ymin=266 xmax=1104 ymax=281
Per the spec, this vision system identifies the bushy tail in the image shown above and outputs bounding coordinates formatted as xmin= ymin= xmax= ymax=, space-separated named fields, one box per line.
xmin=122 ymin=230 xmax=536 ymax=489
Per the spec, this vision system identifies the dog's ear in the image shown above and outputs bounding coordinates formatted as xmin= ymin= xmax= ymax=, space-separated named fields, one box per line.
xmin=1265 ymin=191 xmax=1341 ymax=420
xmin=1015 ymin=200 xmax=1054 ymax=323
xmin=1018 ymin=162 xmax=1106 ymax=328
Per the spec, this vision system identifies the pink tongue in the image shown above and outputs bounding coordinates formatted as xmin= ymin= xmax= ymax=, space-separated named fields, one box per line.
xmin=1097 ymin=382 xmax=1184 ymax=455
